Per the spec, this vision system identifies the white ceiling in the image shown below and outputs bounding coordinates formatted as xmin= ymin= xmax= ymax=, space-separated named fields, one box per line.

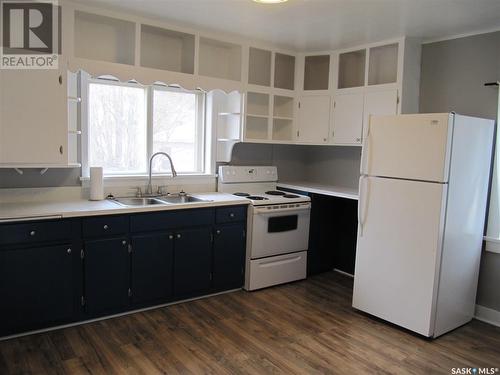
xmin=74 ymin=0 xmax=500 ymax=51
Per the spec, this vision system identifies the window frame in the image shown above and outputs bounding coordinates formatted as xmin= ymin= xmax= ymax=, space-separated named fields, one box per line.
xmin=80 ymin=73 xmax=210 ymax=179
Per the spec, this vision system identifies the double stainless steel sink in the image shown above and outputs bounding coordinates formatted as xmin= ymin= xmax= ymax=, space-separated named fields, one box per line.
xmin=111 ymin=194 xmax=210 ymax=207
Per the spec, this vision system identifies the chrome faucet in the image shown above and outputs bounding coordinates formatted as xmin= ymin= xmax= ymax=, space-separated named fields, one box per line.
xmin=145 ymin=152 xmax=177 ymax=196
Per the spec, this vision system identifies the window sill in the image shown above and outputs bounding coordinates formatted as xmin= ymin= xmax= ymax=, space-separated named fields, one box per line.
xmin=80 ymin=174 xmax=216 ymax=189
xmin=483 ymin=236 xmax=500 ymax=254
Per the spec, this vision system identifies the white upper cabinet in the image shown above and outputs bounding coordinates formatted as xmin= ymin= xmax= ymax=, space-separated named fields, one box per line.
xmin=297 ymin=96 xmax=331 ymax=144
xmin=332 ymin=93 xmax=364 ymax=145
xmin=0 ymin=67 xmax=69 ymax=166
xmin=293 ymin=37 xmax=420 ymax=146
xmin=363 ymin=89 xmax=399 ymax=139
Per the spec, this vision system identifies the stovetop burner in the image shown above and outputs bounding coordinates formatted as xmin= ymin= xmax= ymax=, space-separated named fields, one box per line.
xmin=283 ymin=194 xmax=300 ymax=198
xmin=247 ymin=196 xmax=269 ymax=200
xmin=233 ymin=192 xmax=250 ymax=197
xmin=265 ymin=190 xmax=286 ymax=196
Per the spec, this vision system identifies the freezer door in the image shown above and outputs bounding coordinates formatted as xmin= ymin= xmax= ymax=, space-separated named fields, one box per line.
xmin=353 ymin=176 xmax=446 ymax=337
xmin=361 ymin=113 xmax=453 ymax=183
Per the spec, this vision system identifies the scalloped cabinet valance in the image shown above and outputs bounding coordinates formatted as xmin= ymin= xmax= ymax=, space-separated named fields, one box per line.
xmin=61 ymin=0 xmax=278 ymax=93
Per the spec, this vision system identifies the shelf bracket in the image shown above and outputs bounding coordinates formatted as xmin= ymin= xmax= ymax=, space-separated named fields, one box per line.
xmin=14 ymin=168 xmax=23 ymax=175
xmin=39 ymin=168 xmax=49 ymax=175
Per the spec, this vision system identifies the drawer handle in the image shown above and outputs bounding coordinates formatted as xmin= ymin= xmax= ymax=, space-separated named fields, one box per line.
xmin=67 ymin=248 xmax=72 ymax=254
xmin=30 ymin=230 xmax=36 ymax=236
xmin=122 ymin=240 xmax=127 ymax=246
xmin=216 ymin=229 xmax=221 ymax=235
xmin=169 ymin=234 xmax=174 ymax=240
xmin=103 ymin=224 xmax=109 ymax=230
xmin=229 ymin=213 xmax=235 ymax=218
xmin=176 ymin=234 xmax=181 ymax=239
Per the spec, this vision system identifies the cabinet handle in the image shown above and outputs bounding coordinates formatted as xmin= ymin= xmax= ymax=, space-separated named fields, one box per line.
xmin=122 ymin=240 xmax=127 ymax=246
xmin=176 ymin=234 xmax=181 ymax=239
xmin=58 ymin=75 xmax=63 ymax=85
xmin=67 ymin=248 xmax=72 ymax=254
xmin=323 ymin=138 xmax=327 ymax=142
xmin=103 ymin=224 xmax=109 ymax=230
xmin=216 ymin=229 xmax=221 ymax=235
xmin=229 ymin=213 xmax=235 ymax=218
xmin=30 ymin=230 xmax=36 ymax=236
xmin=169 ymin=234 xmax=174 ymax=240
xmin=59 ymin=145 xmax=63 ymax=155
xmin=356 ymin=138 xmax=361 ymax=143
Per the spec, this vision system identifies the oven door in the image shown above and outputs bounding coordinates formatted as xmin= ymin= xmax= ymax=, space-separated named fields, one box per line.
xmin=250 ymin=203 xmax=311 ymax=259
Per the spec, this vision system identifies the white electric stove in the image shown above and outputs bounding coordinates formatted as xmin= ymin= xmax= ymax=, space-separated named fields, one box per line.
xmin=218 ymin=166 xmax=311 ymax=291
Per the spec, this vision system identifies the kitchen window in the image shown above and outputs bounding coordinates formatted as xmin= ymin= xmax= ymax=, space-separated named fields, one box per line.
xmin=81 ymin=75 xmax=208 ymax=177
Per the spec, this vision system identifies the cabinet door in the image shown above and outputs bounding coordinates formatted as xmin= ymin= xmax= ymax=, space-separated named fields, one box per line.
xmin=173 ymin=227 xmax=212 ymax=298
xmin=297 ymin=96 xmax=331 ymax=143
xmin=213 ymin=224 xmax=245 ymax=291
xmin=332 ymin=92 xmax=364 ymax=145
xmin=0 ymin=244 xmax=75 ymax=336
xmin=85 ymin=237 xmax=130 ymax=316
xmin=0 ymin=67 xmax=67 ymax=164
xmin=362 ymin=89 xmax=398 ymax=140
xmin=131 ymin=233 xmax=173 ymax=305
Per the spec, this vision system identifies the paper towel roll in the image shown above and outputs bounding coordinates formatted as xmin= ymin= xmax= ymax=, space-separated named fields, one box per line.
xmin=89 ymin=167 xmax=104 ymax=201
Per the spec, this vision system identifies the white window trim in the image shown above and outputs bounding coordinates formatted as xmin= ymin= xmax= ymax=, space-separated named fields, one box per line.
xmin=80 ymin=72 xmax=213 ymax=180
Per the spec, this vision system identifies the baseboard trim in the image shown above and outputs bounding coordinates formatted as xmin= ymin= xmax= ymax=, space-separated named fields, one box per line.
xmin=475 ymin=304 xmax=500 ymax=327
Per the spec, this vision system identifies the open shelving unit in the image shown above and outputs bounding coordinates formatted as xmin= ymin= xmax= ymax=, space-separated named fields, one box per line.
xmin=74 ymin=11 xmax=136 ymax=65
xmin=272 ymin=95 xmax=294 ymax=142
xmin=245 ymin=92 xmax=270 ymax=140
xmin=199 ymin=37 xmax=242 ymax=81
xmin=140 ymin=25 xmax=195 ymax=74
xmin=208 ymin=91 xmax=243 ymax=162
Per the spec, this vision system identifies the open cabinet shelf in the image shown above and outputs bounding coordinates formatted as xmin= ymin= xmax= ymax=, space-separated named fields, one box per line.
xmin=74 ymin=11 xmax=136 ymax=65
xmin=304 ymin=55 xmax=330 ymax=90
xmin=248 ymin=47 xmax=272 ymax=87
xmin=272 ymin=119 xmax=294 ymax=141
xmin=140 ymin=25 xmax=195 ymax=74
xmin=274 ymin=53 xmax=295 ymax=90
xmin=368 ymin=43 xmax=399 ymax=85
xmin=245 ymin=116 xmax=269 ymax=140
xmin=199 ymin=37 xmax=242 ymax=81
xmin=338 ymin=49 xmax=366 ymax=89
xmin=273 ymin=95 xmax=294 ymax=118
xmin=246 ymin=92 xmax=270 ymax=116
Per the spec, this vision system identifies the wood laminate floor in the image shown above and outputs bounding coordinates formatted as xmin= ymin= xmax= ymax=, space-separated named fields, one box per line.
xmin=1 ymin=271 xmax=499 ymax=375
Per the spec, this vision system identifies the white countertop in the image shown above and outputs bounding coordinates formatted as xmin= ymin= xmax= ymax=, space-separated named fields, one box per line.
xmin=0 ymin=192 xmax=250 ymax=222
xmin=277 ymin=181 xmax=359 ymax=200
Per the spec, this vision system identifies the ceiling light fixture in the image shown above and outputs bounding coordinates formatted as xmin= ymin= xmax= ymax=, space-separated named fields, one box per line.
xmin=253 ymin=0 xmax=288 ymax=4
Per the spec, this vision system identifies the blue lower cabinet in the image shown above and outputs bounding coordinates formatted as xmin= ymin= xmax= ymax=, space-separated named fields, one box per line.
xmin=84 ymin=237 xmax=131 ymax=316
xmin=0 ymin=205 xmax=248 ymax=337
xmin=213 ymin=224 xmax=246 ymax=291
xmin=173 ymin=227 xmax=213 ymax=298
xmin=131 ymin=233 xmax=174 ymax=306
xmin=0 ymin=244 xmax=77 ymax=336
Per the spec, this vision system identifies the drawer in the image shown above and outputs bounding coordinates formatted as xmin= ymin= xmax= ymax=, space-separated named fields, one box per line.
xmin=216 ymin=206 xmax=247 ymax=224
xmin=248 ymin=251 xmax=307 ymax=291
xmin=82 ymin=215 xmax=128 ymax=238
xmin=131 ymin=208 xmax=214 ymax=233
xmin=0 ymin=220 xmax=72 ymax=246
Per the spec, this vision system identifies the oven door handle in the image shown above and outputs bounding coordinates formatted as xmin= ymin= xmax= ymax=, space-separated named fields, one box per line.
xmin=254 ymin=204 xmax=311 ymax=215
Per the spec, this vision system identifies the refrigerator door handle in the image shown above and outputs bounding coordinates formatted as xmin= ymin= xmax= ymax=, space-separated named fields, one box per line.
xmin=358 ymin=176 xmax=370 ymax=237
xmin=360 ymin=123 xmax=372 ymax=174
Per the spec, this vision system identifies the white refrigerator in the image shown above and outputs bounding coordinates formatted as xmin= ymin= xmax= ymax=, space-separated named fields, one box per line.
xmin=353 ymin=113 xmax=495 ymax=338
